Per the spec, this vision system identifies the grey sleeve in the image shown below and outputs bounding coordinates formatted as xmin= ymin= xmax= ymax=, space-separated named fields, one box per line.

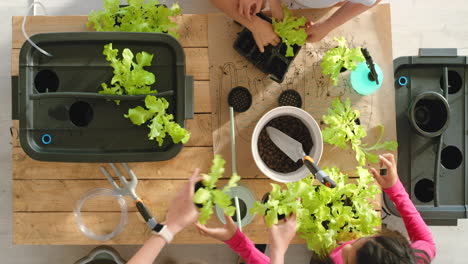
xmin=348 ymin=0 xmax=377 ymax=6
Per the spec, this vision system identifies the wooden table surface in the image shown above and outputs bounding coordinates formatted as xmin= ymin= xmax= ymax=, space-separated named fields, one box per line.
xmin=11 ymin=14 xmax=383 ymax=245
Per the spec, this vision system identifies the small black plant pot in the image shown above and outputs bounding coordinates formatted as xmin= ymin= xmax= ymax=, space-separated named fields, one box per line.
xmin=233 ymin=13 xmax=302 ymax=83
xmin=261 ymin=192 xmax=286 ymax=220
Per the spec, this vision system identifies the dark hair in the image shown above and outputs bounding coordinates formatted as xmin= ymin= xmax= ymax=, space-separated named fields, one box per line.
xmin=356 ymin=230 xmax=431 ymax=264
xmin=309 ymin=230 xmax=431 ymax=264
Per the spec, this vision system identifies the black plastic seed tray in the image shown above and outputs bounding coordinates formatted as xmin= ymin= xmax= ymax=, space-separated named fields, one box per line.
xmin=233 ymin=13 xmax=302 ymax=83
xmin=385 ymin=48 xmax=468 ymax=226
xmin=15 ymin=32 xmax=193 ymax=163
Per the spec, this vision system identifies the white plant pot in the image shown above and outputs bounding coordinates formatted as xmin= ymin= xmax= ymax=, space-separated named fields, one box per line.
xmin=251 ymin=106 xmax=323 ymax=183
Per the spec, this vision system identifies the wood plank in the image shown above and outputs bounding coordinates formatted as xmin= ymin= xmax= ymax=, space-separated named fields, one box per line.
xmin=11 ymin=47 xmax=208 ymax=80
xmin=12 ymin=147 xmax=213 ymax=180
xmin=186 ymin=113 xmax=212 ymax=146
xmin=11 ymin=49 xmax=19 ymax=76
xmin=185 ymin=48 xmax=209 ymax=80
xmin=13 ymin=179 xmax=267 ymax=212
xmin=193 ymin=81 xmax=211 ymax=113
xmin=11 ymin=113 xmax=211 ymax=148
xmin=12 ymin=15 xmax=208 ymax=49
xmin=14 ymin=179 xmax=381 ymax=212
xmin=13 ymin=211 xmax=309 ymax=245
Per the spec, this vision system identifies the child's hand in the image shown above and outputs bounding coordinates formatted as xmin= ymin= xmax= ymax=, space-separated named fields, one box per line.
xmin=269 ymin=0 xmax=284 ymax=21
xmin=305 ymin=21 xmax=333 ymax=43
xmin=269 ymin=214 xmax=297 ymax=256
xmin=249 ymin=17 xmax=280 ymax=52
xmin=195 ymin=214 xmax=238 ymax=241
xmin=369 ymin=153 xmax=398 ymax=189
xmin=164 ymin=169 xmax=202 ymax=235
xmin=238 ymin=0 xmax=264 ymax=21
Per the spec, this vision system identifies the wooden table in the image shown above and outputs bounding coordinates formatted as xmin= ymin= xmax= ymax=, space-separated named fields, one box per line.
xmin=11 ymin=12 xmax=385 ymax=245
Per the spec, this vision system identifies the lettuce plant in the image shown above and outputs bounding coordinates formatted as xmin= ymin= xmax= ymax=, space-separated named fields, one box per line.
xmin=99 ymin=43 xmax=156 ymax=102
xmin=320 ymin=37 xmax=365 ymax=85
xmin=272 ymin=6 xmax=307 ymax=57
xmin=193 ymin=155 xmax=241 ymax=225
xmin=322 ymin=98 xmax=398 ymax=165
xmin=100 ymin=43 xmax=190 ymax=146
xmin=251 ymin=167 xmax=381 ymax=257
xmin=87 ymin=0 xmax=181 ymax=38
xmin=125 ymin=95 xmax=190 ymax=146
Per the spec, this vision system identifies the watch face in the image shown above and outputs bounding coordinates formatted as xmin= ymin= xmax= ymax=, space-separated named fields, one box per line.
xmin=154 ymin=223 xmax=164 ymax=232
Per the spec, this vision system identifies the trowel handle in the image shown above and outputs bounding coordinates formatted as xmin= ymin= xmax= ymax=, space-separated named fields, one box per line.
xmin=303 ymin=156 xmax=336 ymax=188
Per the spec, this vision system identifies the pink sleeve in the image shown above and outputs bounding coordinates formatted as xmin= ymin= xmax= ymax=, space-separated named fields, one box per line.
xmin=384 ymin=179 xmax=436 ymax=260
xmin=224 ymin=229 xmax=270 ymax=264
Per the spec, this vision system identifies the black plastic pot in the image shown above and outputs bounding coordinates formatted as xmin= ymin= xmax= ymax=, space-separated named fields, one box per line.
xmin=261 ymin=192 xmax=286 ymax=220
xmin=233 ymin=13 xmax=302 ymax=83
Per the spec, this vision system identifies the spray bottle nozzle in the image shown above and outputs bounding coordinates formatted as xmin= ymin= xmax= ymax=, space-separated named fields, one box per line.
xmin=361 ymin=48 xmax=379 ymax=85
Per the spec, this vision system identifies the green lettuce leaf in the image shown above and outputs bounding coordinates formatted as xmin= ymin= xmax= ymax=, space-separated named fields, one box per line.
xmin=87 ymin=0 xmax=181 ymax=38
xmin=253 ymin=167 xmax=381 ymax=256
xmin=322 ymin=98 xmax=397 ymax=166
xmin=320 ymin=37 xmax=365 ymax=85
xmin=194 ymin=155 xmax=242 ymax=224
xmin=100 ymin=43 xmax=157 ymax=98
xmin=272 ymin=5 xmax=307 ymax=57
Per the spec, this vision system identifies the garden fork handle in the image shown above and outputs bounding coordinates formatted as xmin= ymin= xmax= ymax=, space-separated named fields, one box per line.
xmin=135 ymin=199 xmax=164 ymax=232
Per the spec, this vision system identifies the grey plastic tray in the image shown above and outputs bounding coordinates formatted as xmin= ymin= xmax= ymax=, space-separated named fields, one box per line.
xmin=386 ymin=48 xmax=467 ymax=226
xmin=16 ymin=32 xmax=193 ymax=162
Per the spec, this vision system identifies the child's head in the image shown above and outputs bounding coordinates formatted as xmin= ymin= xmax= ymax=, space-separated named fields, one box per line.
xmin=345 ymin=230 xmax=431 ymax=264
xmin=309 ymin=230 xmax=431 ymax=264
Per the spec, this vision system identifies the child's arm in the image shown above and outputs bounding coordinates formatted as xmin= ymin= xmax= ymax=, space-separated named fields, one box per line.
xmin=128 ymin=169 xmax=202 ymax=264
xmin=196 ymin=215 xmax=270 ymax=264
xmin=209 ymin=0 xmax=280 ymax=52
xmin=306 ymin=0 xmax=381 ymax=42
xmin=370 ymin=154 xmax=436 ymax=260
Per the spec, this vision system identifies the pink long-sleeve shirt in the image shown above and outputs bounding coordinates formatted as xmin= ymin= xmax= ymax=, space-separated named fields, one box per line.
xmin=224 ymin=179 xmax=436 ymax=264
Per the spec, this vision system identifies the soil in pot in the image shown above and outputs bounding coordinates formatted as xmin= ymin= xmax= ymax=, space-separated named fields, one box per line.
xmin=258 ymin=115 xmax=313 ymax=173
xmin=261 ymin=192 xmax=286 ymax=220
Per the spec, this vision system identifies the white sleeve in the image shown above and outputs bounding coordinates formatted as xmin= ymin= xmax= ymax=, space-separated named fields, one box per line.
xmin=348 ymin=0 xmax=377 ymax=6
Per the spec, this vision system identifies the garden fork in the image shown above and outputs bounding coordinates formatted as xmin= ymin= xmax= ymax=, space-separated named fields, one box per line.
xmin=100 ymin=163 xmax=164 ymax=233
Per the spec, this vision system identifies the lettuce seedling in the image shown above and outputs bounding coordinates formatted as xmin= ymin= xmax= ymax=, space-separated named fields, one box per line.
xmin=320 ymin=37 xmax=365 ymax=85
xmin=298 ymin=167 xmax=381 ymax=256
xmin=322 ymin=98 xmax=397 ymax=165
xmin=87 ymin=0 xmax=181 ymax=38
xmin=193 ymin=155 xmax=241 ymax=225
xmin=99 ymin=43 xmax=156 ymax=103
xmin=252 ymin=167 xmax=381 ymax=257
xmin=99 ymin=43 xmax=189 ymax=146
xmin=125 ymin=95 xmax=190 ymax=146
xmin=272 ymin=6 xmax=307 ymax=57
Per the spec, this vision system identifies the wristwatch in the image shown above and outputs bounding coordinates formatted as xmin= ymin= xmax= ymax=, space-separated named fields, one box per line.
xmin=152 ymin=224 xmax=174 ymax=243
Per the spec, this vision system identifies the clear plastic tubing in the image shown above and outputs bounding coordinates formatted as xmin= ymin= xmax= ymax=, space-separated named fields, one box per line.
xmin=22 ymin=1 xmax=53 ymax=57
xmin=74 ymin=188 xmax=128 ymax=241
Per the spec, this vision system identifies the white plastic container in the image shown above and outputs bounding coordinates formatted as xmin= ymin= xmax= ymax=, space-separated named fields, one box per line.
xmin=251 ymin=106 xmax=323 ymax=183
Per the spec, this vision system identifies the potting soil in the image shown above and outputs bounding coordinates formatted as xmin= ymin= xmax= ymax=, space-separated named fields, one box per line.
xmin=258 ymin=116 xmax=313 ymax=173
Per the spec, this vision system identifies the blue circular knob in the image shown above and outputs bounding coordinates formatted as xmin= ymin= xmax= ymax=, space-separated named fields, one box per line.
xmin=41 ymin=134 xmax=52 ymax=145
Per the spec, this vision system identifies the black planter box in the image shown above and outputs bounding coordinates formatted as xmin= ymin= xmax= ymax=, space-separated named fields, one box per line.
xmin=233 ymin=13 xmax=302 ymax=83
xmin=16 ymin=32 xmax=193 ymax=163
xmin=387 ymin=48 xmax=467 ymax=226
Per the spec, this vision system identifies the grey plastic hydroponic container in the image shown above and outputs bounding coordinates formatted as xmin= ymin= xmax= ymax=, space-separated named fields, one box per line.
xmin=385 ymin=48 xmax=467 ymax=226
xmin=15 ymin=32 xmax=194 ymax=163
